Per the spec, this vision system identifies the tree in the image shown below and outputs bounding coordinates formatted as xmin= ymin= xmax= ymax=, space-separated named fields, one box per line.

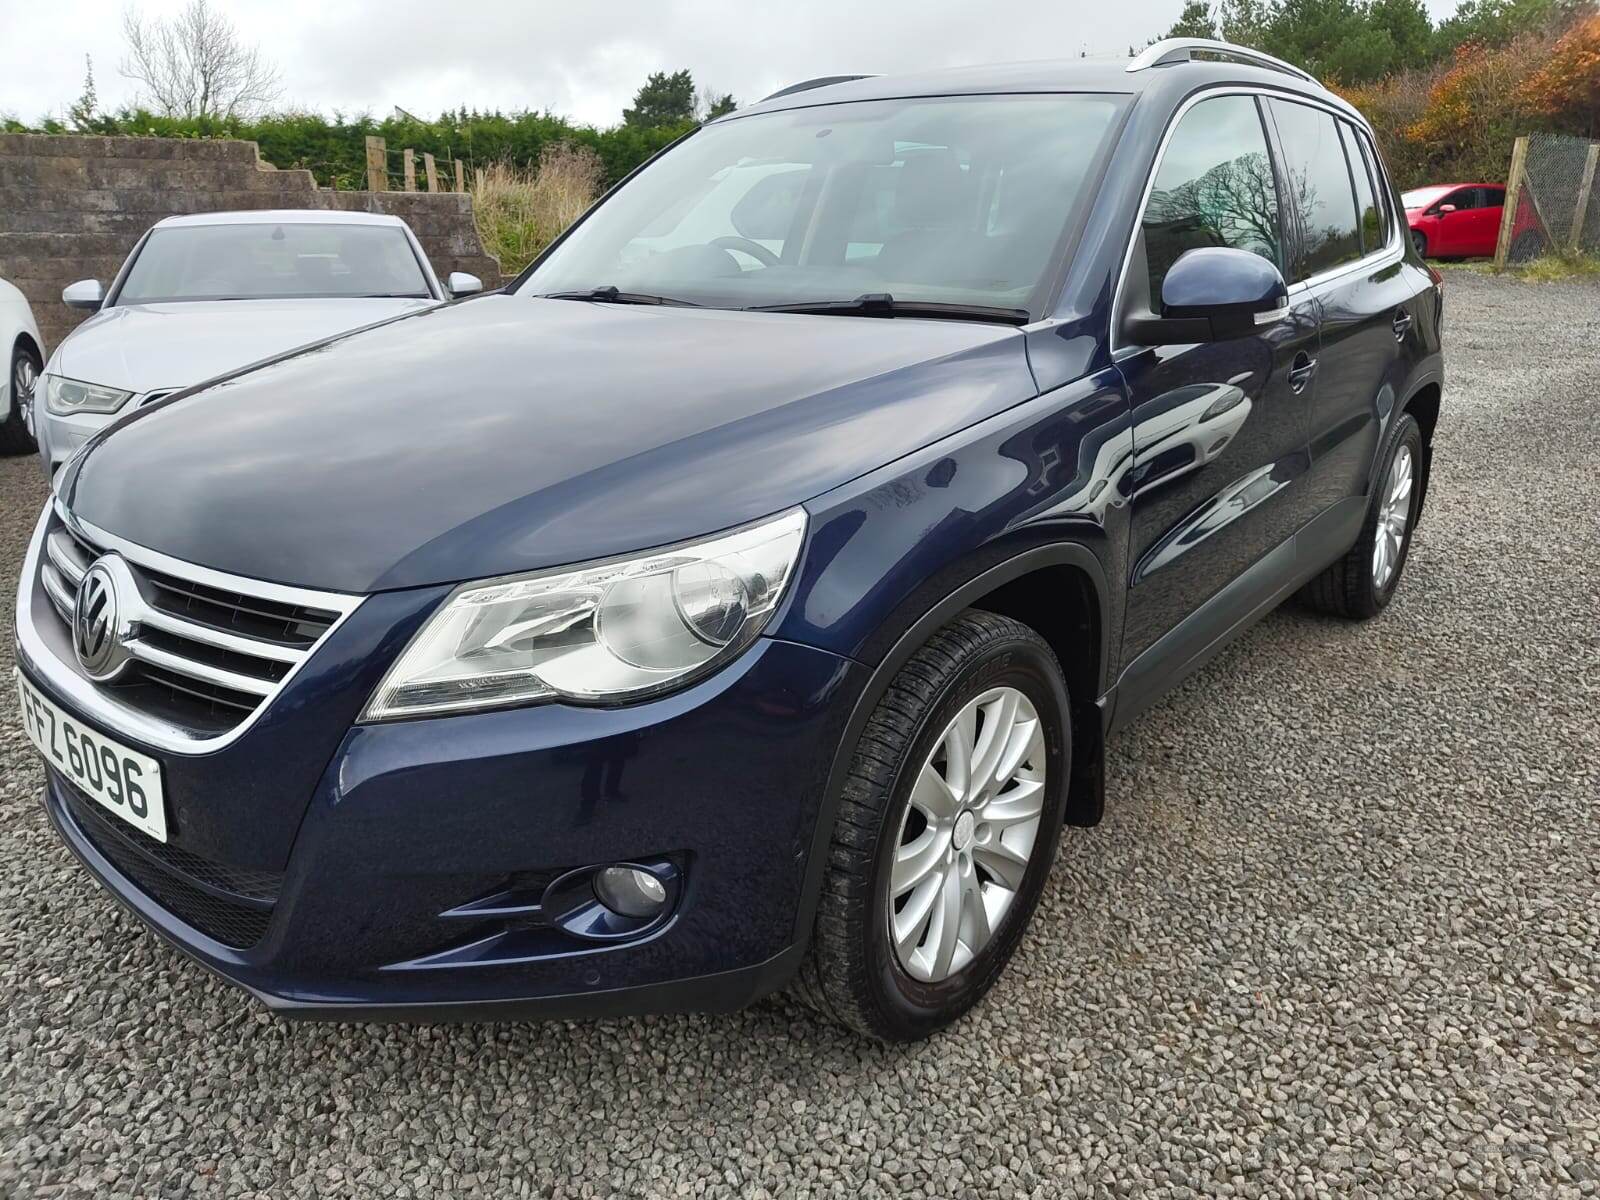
xmin=1434 ymin=0 xmax=1588 ymax=57
xmin=697 ymin=85 xmax=737 ymax=121
xmin=121 ymin=0 xmax=281 ymax=120
xmin=623 ymin=70 xmax=696 ymax=127
xmin=1218 ymin=0 xmax=1277 ymax=46
xmin=1159 ymin=1 xmax=1220 ymax=41
xmin=1369 ymin=0 xmax=1437 ymax=70
xmin=68 ymin=55 xmax=100 ymax=132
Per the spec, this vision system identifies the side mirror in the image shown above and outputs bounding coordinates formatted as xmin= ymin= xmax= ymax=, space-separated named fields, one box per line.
xmin=447 ymin=272 xmax=484 ymax=298
xmin=1438 ymin=203 xmax=1457 ymax=214
xmin=63 ymin=279 xmax=105 ymax=311
xmin=1123 ymin=247 xmax=1288 ymax=346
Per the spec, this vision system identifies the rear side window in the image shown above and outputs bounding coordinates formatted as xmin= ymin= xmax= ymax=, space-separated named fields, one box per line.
xmin=1267 ymin=99 xmax=1362 ymax=281
xmin=1339 ymin=122 xmax=1382 ymax=254
xmin=1142 ymin=95 xmax=1283 ymax=302
xmin=1355 ymin=129 xmax=1395 ymax=246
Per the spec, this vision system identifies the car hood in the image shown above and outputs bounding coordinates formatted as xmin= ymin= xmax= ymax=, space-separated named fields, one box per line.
xmin=63 ymin=295 xmax=1037 ymax=593
xmin=52 ymin=298 xmax=436 ymax=396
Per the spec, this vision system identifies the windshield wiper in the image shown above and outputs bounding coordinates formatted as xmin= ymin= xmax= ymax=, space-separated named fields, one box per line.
xmin=539 ymin=286 xmax=702 ymax=307
xmin=748 ymin=293 xmax=1030 ymax=325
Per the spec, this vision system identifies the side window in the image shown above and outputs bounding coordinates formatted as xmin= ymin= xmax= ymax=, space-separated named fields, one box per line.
xmin=1340 ymin=121 xmax=1382 ymax=254
xmin=1356 ymin=130 xmax=1394 ymax=245
xmin=1267 ymin=99 xmax=1363 ymax=281
xmin=1482 ymin=186 xmax=1505 ymax=208
xmin=1143 ymin=95 xmax=1282 ymax=302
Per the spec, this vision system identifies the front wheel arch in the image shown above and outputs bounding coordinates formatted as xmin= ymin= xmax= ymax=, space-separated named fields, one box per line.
xmin=790 ymin=542 xmax=1110 ymax=959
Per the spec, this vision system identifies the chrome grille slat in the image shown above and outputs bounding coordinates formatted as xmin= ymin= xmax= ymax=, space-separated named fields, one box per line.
xmin=41 ymin=561 xmax=76 ymax=619
xmin=26 ymin=502 xmax=364 ymax=747
xmin=123 ymin=639 xmax=278 ymax=698
xmin=136 ymin=605 xmax=305 ymax=664
xmin=46 ymin=528 xmax=90 ymax=586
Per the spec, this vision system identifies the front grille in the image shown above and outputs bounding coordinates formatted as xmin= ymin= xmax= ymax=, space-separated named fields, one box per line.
xmin=35 ymin=505 xmax=356 ymax=740
xmin=55 ymin=777 xmax=281 ymax=949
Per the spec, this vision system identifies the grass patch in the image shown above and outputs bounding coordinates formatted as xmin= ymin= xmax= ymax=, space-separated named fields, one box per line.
xmin=471 ymin=144 xmax=604 ymax=276
xmin=1515 ymin=252 xmax=1600 ymax=282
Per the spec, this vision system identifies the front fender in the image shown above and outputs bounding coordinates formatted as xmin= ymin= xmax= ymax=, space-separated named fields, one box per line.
xmin=780 ymin=367 xmax=1132 ymax=689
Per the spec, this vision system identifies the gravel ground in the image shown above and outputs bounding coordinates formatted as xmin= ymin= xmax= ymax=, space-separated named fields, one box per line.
xmin=2 ymin=270 xmax=1597 ymax=1199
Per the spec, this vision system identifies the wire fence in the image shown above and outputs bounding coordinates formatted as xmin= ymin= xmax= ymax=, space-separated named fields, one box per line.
xmin=1496 ymin=132 xmax=1600 ymax=267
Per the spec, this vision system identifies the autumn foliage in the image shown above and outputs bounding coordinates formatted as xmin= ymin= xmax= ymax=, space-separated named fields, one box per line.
xmin=1517 ymin=12 xmax=1600 ymax=126
xmin=1333 ymin=8 xmax=1600 ymax=187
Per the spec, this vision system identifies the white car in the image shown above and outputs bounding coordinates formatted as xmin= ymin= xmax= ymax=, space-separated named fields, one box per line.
xmin=32 ymin=209 xmax=483 ymax=475
xmin=0 ymin=277 xmax=45 ymax=456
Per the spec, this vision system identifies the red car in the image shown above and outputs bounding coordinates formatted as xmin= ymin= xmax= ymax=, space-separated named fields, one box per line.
xmin=1402 ymin=183 xmax=1506 ymax=259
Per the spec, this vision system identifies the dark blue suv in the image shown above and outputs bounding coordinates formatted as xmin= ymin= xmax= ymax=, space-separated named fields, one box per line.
xmin=14 ymin=41 xmax=1443 ymax=1040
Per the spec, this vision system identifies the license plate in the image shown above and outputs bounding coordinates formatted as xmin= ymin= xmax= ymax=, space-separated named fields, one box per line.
xmin=14 ymin=669 xmax=167 ymax=842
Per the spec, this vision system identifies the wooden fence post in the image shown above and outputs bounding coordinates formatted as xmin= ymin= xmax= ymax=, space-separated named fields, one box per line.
xmin=474 ymin=167 xmax=485 ymax=192
xmin=1493 ymin=135 xmax=1528 ymax=269
xmin=1569 ymin=142 xmax=1599 ymax=254
xmin=454 ymin=159 xmax=465 ymax=192
xmin=423 ymin=152 xmax=440 ymax=192
xmin=365 ymin=136 xmax=387 ymax=192
xmin=403 ymin=148 xmax=416 ymax=191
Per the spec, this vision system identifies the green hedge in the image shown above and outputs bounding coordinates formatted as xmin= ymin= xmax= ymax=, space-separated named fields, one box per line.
xmin=12 ymin=108 xmax=694 ymax=191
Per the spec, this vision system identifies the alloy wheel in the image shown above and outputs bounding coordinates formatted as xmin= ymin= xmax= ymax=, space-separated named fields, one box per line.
xmin=1372 ymin=444 xmax=1414 ymax=590
xmin=887 ymin=685 xmax=1046 ymax=983
xmin=14 ymin=354 xmax=38 ymax=435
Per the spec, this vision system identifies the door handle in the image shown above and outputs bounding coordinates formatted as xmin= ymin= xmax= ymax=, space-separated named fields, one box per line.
xmin=1392 ymin=309 xmax=1414 ymax=341
xmin=1288 ymin=352 xmax=1317 ymax=394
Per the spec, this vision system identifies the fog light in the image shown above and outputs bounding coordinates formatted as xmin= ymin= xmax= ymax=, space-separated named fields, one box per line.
xmin=593 ymin=865 xmax=668 ymax=919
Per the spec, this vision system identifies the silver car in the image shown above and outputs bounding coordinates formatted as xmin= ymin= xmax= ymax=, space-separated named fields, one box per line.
xmin=30 ymin=209 xmax=483 ymax=476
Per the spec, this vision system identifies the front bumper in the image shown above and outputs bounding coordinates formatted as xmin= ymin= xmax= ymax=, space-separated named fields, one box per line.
xmin=35 ymin=406 xmax=110 ymax=477
xmin=26 ymin=634 xmax=865 ymax=1020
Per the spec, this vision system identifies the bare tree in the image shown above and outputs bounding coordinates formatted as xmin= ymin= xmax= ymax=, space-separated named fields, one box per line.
xmin=121 ymin=0 xmax=281 ymax=120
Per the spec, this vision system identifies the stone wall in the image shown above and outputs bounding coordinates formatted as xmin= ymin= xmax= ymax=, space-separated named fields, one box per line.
xmin=0 ymin=134 xmax=503 ymax=354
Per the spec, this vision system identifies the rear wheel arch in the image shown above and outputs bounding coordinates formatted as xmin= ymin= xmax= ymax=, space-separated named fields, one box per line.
xmin=1400 ymin=380 xmax=1441 ymax=524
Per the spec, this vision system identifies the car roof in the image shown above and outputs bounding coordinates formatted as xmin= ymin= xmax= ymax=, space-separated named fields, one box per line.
xmin=151 ymin=210 xmax=409 ymax=229
xmin=728 ymin=53 xmax=1363 ymax=126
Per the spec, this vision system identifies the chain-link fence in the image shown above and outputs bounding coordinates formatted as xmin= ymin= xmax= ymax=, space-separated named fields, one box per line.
xmin=1496 ymin=132 xmax=1600 ymax=267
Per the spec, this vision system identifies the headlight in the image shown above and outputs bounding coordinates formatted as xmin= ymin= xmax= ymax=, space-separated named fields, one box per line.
xmin=363 ymin=508 xmax=807 ymax=720
xmin=43 ymin=375 xmax=134 ymax=416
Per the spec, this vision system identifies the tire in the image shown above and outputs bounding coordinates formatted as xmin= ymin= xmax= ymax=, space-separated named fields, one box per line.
xmin=1511 ymin=230 xmax=1543 ymax=264
xmin=0 ymin=341 xmax=42 ymax=456
xmin=1411 ymin=230 xmax=1427 ymax=259
xmin=795 ymin=609 xmax=1071 ymax=1041
xmin=1299 ymin=413 xmax=1423 ymax=620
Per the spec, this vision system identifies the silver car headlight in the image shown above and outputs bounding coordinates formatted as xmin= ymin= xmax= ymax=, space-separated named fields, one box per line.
xmin=363 ymin=508 xmax=807 ymax=720
xmin=43 ymin=374 xmax=134 ymax=416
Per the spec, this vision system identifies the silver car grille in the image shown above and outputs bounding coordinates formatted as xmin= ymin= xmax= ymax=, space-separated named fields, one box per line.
xmin=33 ymin=503 xmax=362 ymax=744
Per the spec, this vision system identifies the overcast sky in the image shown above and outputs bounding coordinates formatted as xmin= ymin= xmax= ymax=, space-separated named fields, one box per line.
xmin=0 ymin=0 xmax=1463 ymax=128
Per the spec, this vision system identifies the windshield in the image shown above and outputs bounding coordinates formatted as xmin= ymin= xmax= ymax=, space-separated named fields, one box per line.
xmin=1400 ymin=186 xmax=1453 ymax=210
xmin=115 ymin=223 xmax=432 ymax=303
xmin=519 ymin=94 xmax=1124 ymax=315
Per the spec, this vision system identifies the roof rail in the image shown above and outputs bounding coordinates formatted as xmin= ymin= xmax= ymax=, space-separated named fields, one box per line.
xmin=1127 ymin=38 xmax=1317 ymax=85
xmin=760 ymin=75 xmax=877 ymax=102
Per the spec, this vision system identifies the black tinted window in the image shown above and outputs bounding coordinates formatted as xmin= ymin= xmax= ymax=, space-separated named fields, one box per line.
xmin=1340 ymin=122 xmax=1382 ymax=254
xmin=1143 ymin=95 xmax=1282 ymax=301
xmin=1356 ymin=129 xmax=1394 ymax=245
xmin=1267 ymin=100 xmax=1363 ymax=281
